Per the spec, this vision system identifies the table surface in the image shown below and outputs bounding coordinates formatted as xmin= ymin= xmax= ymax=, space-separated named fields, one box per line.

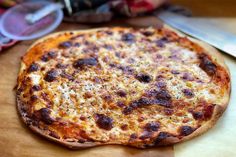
xmin=0 ymin=1 xmax=236 ymax=157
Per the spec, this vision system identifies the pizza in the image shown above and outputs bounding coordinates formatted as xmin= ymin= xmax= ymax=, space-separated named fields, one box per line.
xmin=16 ymin=26 xmax=231 ymax=149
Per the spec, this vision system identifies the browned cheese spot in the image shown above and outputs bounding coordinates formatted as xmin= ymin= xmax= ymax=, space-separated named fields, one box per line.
xmin=95 ymin=114 xmax=113 ymax=130
xmin=135 ymin=73 xmax=152 ymax=83
xmin=44 ymin=69 xmax=58 ymax=82
xmin=182 ymin=89 xmax=194 ymax=98
xmin=73 ymin=57 xmax=98 ymax=69
xmin=28 ymin=63 xmax=39 ymax=72
xmin=59 ymin=41 xmax=73 ymax=48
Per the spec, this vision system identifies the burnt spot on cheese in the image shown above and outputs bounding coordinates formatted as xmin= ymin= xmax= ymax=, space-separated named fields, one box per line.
xmin=190 ymin=104 xmax=215 ymax=120
xmin=182 ymin=89 xmax=194 ymax=98
xmin=103 ymin=44 xmax=113 ymax=50
xmin=59 ymin=41 xmax=72 ymax=48
xmin=123 ymin=90 xmax=172 ymax=115
xmin=144 ymin=122 xmax=159 ymax=132
xmin=102 ymin=94 xmax=112 ymax=103
xmin=36 ymin=108 xmax=54 ymax=125
xmin=179 ymin=126 xmax=195 ymax=136
xmin=41 ymin=51 xmax=57 ymax=62
xmin=74 ymin=42 xmax=80 ymax=47
xmin=56 ymin=63 xmax=67 ymax=69
xmin=73 ymin=57 xmax=98 ymax=69
xmin=123 ymin=106 xmax=133 ymax=115
xmin=171 ymin=70 xmax=180 ymax=75
xmin=120 ymin=124 xmax=128 ymax=130
xmin=60 ymin=71 xmax=74 ymax=81
xmin=95 ymin=114 xmax=113 ymax=130
xmin=28 ymin=63 xmax=39 ymax=72
xmin=142 ymin=31 xmax=154 ymax=36
xmin=116 ymin=90 xmax=127 ymax=97
xmin=123 ymin=97 xmax=153 ymax=115
xmin=154 ymin=90 xmax=172 ymax=107
xmin=121 ymin=33 xmax=135 ymax=42
xmin=44 ymin=69 xmax=58 ymax=82
xmin=30 ymin=95 xmax=38 ymax=102
xmin=104 ymin=30 xmax=113 ymax=35
xmin=30 ymin=85 xmax=41 ymax=93
xmin=199 ymin=54 xmax=217 ymax=76
xmin=118 ymin=65 xmax=134 ymax=75
xmin=116 ymin=101 xmax=125 ymax=108
xmin=135 ymin=73 xmax=152 ymax=83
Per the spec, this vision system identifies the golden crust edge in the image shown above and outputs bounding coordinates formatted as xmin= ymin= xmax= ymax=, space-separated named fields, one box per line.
xmin=16 ymin=26 xmax=231 ymax=149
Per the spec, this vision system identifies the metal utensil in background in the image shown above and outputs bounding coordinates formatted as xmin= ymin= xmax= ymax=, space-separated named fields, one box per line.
xmin=156 ymin=11 xmax=236 ymax=58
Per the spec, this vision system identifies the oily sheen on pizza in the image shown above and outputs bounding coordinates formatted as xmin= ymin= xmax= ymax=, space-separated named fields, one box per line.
xmin=16 ymin=26 xmax=230 ymax=149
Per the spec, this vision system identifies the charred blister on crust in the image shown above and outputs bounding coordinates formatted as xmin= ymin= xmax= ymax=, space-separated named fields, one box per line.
xmin=179 ymin=126 xmax=195 ymax=136
xmin=41 ymin=51 xmax=57 ymax=62
xmin=73 ymin=57 xmax=98 ymax=69
xmin=203 ymin=104 xmax=215 ymax=120
xmin=49 ymin=131 xmax=60 ymax=139
xmin=95 ymin=114 xmax=113 ymax=130
xmin=199 ymin=54 xmax=217 ymax=76
xmin=191 ymin=111 xmax=204 ymax=120
xmin=154 ymin=132 xmax=172 ymax=145
xmin=135 ymin=73 xmax=152 ymax=83
xmin=190 ymin=104 xmax=215 ymax=120
xmin=129 ymin=133 xmax=138 ymax=142
xmin=35 ymin=108 xmax=54 ymax=125
xmin=28 ymin=63 xmax=39 ymax=72
xmin=182 ymin=89 xmax=194 ymax=98
xmin=59 ymin=41 xmax=73 ymax=48
xmin=44 ymin=69 xmax=58 ymax=82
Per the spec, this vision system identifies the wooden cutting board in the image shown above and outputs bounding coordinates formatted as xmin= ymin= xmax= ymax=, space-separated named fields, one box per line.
xmin=0 ymin=16 xmax=236 ymax=157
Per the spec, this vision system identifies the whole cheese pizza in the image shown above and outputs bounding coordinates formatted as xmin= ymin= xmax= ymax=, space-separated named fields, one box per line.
xmin=16 ymin=26 xmax=231 ymax=149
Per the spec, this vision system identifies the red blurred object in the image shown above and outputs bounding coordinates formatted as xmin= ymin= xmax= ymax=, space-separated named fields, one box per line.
xmin=111 ymin=0 xmax=168 ymax=16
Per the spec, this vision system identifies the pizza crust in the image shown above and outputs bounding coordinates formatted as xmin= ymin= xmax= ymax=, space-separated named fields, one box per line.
xmin=16 ymin=25 xmax=231 ymax=149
